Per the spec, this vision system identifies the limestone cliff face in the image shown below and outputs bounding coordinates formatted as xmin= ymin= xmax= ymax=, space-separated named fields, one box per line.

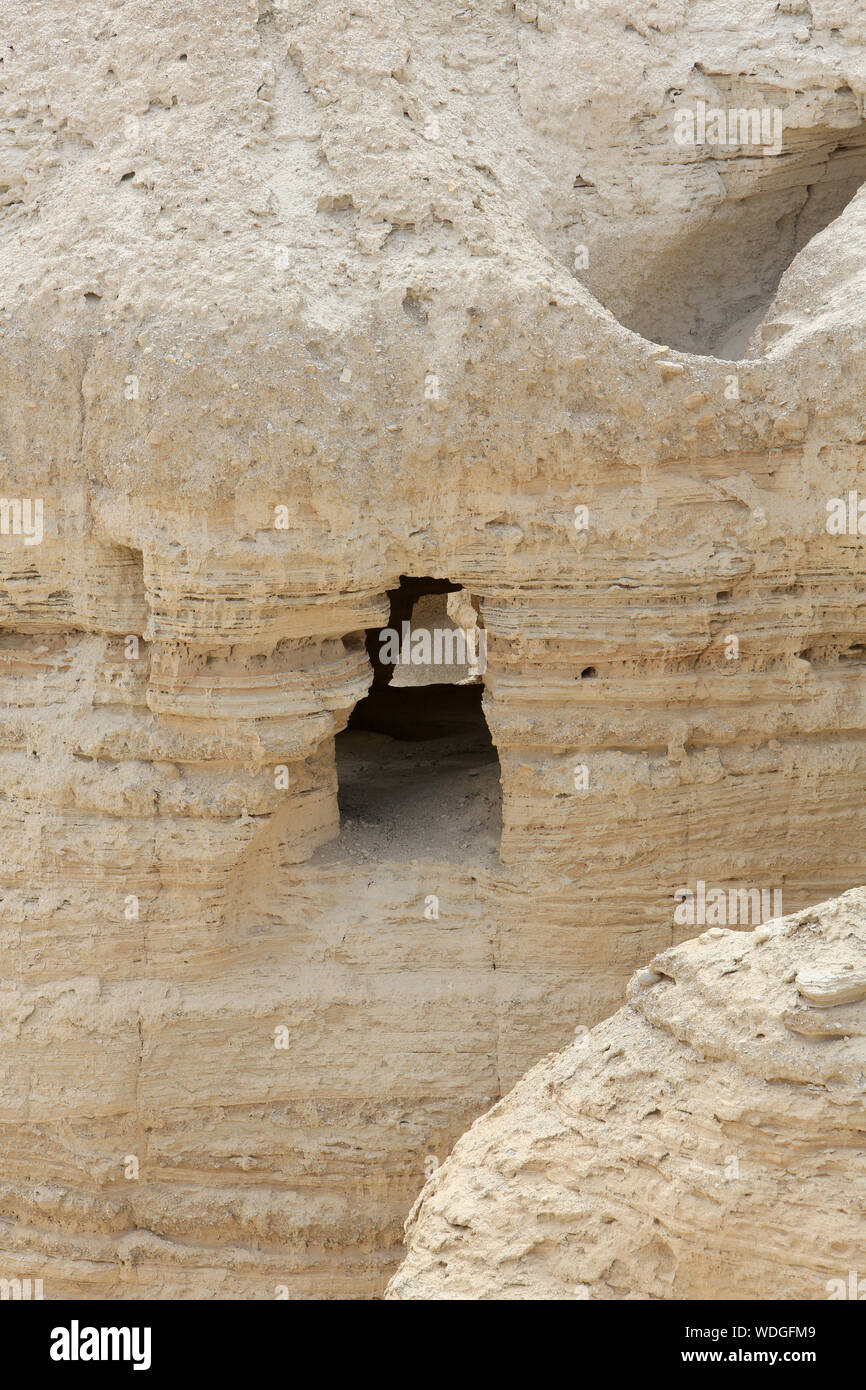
xmin=388 ymin=888 xmax=866 ymax=1300
xmin=0 ymin=1 xmax=865 ymax=1298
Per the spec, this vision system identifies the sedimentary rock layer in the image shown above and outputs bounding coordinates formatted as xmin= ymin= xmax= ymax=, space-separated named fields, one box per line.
xmin=388 ymin=887 xmax=866 ymax=1300
xmin=0 ymin=1 xmax=865 ymax=1297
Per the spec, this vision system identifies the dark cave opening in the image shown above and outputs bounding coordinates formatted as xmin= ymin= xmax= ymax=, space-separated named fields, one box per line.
xmin=336 ymin=576 xmax=501 ymax=859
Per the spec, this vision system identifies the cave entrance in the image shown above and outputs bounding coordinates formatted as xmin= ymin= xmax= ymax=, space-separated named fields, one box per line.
xmin=336 ymin=577 xmax=501 ymax=860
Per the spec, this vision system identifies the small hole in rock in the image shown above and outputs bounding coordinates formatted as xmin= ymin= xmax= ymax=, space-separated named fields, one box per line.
xmin=401 ymin=290 xmax=428 ymax=323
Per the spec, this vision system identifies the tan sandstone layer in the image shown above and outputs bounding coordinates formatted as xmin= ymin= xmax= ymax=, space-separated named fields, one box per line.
xmin=0 ymin=1 xmax=865 ymax=1297
xmin=388 ymin=887 xmax=866 ymax=1300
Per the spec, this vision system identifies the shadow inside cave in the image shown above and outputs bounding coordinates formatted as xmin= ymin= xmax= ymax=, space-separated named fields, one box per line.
xmin=334 ymin=577 xmax=501 ymax=863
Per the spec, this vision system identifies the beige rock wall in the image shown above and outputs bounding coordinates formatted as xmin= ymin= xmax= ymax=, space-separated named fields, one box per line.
xmin=388 ymin=887 xmax=866 ymax=1300
xmin=0 ymin=0 xmax=865 ymax=1297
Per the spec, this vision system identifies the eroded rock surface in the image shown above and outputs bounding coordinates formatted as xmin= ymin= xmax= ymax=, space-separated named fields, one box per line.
xmin=388 ymin=888 xmax=866 ymax=1300
xmin=1 ymin=1 xmax=865 ymax=1297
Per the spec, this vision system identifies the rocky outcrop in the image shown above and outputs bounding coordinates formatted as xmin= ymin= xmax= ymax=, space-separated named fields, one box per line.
xmin=1 ymin=1 xmax=866 ymax=1297
xmin=388 ymin=887 xmax=866 ymax=1300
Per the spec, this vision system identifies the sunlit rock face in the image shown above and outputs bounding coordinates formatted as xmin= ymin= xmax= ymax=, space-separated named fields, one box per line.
xmin=0 ymin=0 xmax=865 ymax=1298
xmin=388 ymin=888 xmax=866 ymax=1301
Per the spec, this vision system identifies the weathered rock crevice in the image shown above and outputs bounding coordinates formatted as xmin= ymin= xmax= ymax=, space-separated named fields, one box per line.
xmin=570 ymin=97 xmax=866 ymax=358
